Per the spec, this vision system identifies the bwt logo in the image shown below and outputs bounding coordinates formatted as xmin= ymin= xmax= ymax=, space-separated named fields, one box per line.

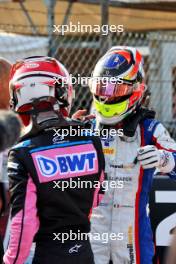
xmin=36 ymin=152 xmax=97 ymax=177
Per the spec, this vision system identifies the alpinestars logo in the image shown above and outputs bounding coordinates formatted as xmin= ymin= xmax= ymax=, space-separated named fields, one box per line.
xmin=69 ymin=244 xmax=82 ymax=254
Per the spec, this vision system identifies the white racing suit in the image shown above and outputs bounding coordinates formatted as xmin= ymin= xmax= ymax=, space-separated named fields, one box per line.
xmin=90 ymin=118 xmax=176 ymax=264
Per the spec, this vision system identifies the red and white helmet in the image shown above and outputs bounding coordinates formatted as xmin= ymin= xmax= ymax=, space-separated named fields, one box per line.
xmin=9 ymin=56 xmax=73 ymax=125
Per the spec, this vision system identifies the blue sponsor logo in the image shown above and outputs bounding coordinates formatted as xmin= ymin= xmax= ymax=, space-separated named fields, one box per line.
xmin=104 ymin=53 xmax=125 ymax=69
xmin=101 ymin=135 xmax=114 ymax=147
xmin=36 ymin=152 xmax=97 ymax=177
xmin=37 ymin=156 xmax=58 ymax=177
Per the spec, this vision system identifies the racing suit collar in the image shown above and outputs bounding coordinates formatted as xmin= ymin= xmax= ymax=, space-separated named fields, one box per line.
xmin=98 ymin=107 xmax=155 ymax=138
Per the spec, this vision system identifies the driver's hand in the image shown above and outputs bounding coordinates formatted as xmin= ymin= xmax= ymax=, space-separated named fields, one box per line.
xmin=72 ymin=109 xmax=95 ymax=121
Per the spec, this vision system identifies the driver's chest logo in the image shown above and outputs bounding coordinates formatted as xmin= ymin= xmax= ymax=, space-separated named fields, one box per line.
xmin=31 ymin=143 xmax=98 ymax=183
xmin=102 ymin=136 xmax=115 ymax=155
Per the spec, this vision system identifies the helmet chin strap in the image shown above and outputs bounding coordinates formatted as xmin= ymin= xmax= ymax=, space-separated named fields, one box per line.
xmin=19 ymin=96 xmax=65 ymax=137
xmin=20 ymin=96 xmax=84 ymax=140
xmin=23 ymin=110 xmax=64 ymax=137
xmin=22 ymin=112 xmax=62 ymax=138
xmin=36 ymin=111 xmax=59 ymax=125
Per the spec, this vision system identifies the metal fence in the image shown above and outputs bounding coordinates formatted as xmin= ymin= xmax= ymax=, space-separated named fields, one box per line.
xmin=1 ymin=28 xmax=176 ymax=136
xmin=51 ymin=30 xmax=176 ymax=125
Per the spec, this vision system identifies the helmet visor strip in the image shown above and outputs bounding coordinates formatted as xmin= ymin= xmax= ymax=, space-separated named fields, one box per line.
xmin=90 ymin=78 xmax=137 ymax=98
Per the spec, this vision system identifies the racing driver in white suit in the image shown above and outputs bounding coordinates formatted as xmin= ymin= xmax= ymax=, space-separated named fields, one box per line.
xmin=87 ymin=46 xmax=176 ymax=264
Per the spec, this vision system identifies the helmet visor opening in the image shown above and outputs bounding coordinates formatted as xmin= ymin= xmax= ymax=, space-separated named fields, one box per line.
xmin=90 ymin=78 xmax=135 ymax=98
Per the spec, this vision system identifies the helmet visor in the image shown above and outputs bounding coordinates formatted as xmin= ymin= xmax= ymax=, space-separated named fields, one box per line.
xmin=90 ymin=78 xmax=135 ymax=98
xmin=94 ymin=98 xmax=129 ymax=118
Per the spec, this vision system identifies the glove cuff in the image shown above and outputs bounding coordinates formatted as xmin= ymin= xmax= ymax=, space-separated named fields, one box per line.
xmin=158 ymin=150 xmax=175 ymax=173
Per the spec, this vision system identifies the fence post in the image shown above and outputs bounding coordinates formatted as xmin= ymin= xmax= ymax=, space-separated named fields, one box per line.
xmin=149 ymin=32 xmax=174 ymax=122
xmin=148 ymin=32 xmax=162 ymax=120
xmin=100 ymin=0 xmax=111 ymax=56
xmin=43 ymin=0 xmax=57 ymax=56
